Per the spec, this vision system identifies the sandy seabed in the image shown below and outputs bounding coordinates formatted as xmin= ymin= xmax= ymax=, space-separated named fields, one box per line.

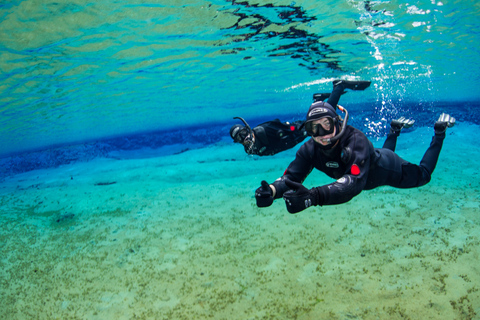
xmin=1 ymin=125 xmax=479 ymax=320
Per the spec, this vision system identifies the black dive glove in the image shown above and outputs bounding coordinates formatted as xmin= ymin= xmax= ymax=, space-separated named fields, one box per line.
xmin=255 ymin=180 xmax=274 ymax=207
xmin=283 ymin=179 xmax=319 ymax=214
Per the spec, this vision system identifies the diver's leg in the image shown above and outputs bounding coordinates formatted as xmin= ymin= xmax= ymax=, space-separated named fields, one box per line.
xmin=398 ymin=114 xmax=455 ymax=188
xmin=417 ymin=134 xmax=445 ymax=183
xmin=326 ymin=83 xmax=346 ymax=109
xmin=382 ymin=132 xmax=399 ymax=151
xmin=382 ymin=117 xmax=415 ymax=151
xmin=328 ymin=79 xmax=372 ymax=109
xmin=421 ymin=114 xmax=456 ymax=177
xmin=396 ymin=134 xmax=445 ymax=188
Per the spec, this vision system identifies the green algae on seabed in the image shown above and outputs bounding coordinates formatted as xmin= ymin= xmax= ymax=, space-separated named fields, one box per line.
xmin=1 ymin=184 xmax=479 ymax=319
xmin=0 ymin=136 xmax=479 ymax=319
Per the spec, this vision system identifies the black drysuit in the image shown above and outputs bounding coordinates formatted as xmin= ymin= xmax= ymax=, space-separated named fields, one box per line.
xmin=272 ymin=85 xmax=446 ymax=206
xmin=245 ymin=119 xmax=307 ymax=156
xmin=272 ymin=126 xmax=445 ymax=206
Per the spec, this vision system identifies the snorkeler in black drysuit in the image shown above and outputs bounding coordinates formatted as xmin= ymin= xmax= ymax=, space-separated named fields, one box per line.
xmin=230 ymin=117 xmax=308 ymax=156
xmin=254 ymin=79 xmax=456 ymax=213
xmin=230 ymin=84 xmax=358 ymax=156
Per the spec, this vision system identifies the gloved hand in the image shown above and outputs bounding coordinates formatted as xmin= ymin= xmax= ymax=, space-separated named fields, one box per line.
xmin=255 ymin=180 xmax=274 ymax=207
xmin=283 ymin=179 xmax=318 ymax=214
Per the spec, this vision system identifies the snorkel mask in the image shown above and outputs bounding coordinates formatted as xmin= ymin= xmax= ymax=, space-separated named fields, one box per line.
xmin=303 ymin=102 xmax=349 ymax=145
xmin=305 ymin=117 xmax=335 ymax=137
xmin=231 ymin=117 xmax=256 ymax=152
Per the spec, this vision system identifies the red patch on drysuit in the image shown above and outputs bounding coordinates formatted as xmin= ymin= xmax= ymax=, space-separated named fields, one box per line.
xmin=290 ymin=125 xmax=296 ymax=131
xmin=350 ymin=164 xmax=361 ymax=176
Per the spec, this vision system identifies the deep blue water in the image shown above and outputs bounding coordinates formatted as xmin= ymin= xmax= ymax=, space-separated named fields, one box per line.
xmin=1 ymin=0 xmax=480 ymax=176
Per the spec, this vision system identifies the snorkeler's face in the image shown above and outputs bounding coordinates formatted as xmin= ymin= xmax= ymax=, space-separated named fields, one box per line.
xmin=241 ymin=133 xmax=255 ymax=146
xmin=233 ymin=128 xmax=248 ymax=143
xmin=308 ymin=118 xmax=336 ymax=145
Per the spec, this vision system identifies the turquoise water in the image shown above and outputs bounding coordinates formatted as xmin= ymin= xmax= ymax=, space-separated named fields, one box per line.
xmin=1 ymin=1 xmax=480 ymax=319
xmin=1 ymin=0 xmax=480 ymax=158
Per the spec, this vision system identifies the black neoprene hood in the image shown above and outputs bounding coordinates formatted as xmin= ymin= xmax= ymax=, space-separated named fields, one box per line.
xmin=230 ymin=124 xmax=245 ymax=140
xmin=305 ymin=101 xmax=337 ymax=123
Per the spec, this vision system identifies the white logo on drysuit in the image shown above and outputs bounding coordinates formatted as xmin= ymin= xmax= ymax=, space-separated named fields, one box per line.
xmin=326 ymin=161 xmax=339 ymax=168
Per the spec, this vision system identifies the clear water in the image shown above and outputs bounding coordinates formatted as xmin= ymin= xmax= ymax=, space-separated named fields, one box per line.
xmin=1 ymin=1 xmax=480 ymax=319
xmin=1 ymin=0 xmax=480 ymax=158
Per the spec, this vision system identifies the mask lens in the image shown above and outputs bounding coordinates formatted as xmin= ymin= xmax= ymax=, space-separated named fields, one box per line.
xmin=234 ymin=129 xmax=248 ymax=143
xmin=306 ymin=117 xmax=334 ymax=137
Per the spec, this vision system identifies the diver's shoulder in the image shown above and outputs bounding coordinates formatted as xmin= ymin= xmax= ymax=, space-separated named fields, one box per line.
xmin=341 ymin=125 xmax=370 ymax=145
xmin=346 ymin=125 xmax=368 ymax=137
xmin=297 ymin=137 xmax=315 ymax=152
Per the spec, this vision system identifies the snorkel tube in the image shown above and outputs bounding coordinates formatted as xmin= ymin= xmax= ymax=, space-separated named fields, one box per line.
xmin=233 ymin=117 xmax=255 ymax=154
xmin=323 ymin=105 xmax=349 ymax=145
xmin=233 ymin=116 xmax=256 ymax=153
xmin=233 ymin=117 xmax=253 ymax=136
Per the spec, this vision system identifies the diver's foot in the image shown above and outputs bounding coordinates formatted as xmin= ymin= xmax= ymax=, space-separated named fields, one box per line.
xmin=434 ymin=113 xmax=455 ymax=134
xmin=390 ymin=117 xmax=415 ymax=134
xmin=333 ymin=79 xmax=371 ymax=91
